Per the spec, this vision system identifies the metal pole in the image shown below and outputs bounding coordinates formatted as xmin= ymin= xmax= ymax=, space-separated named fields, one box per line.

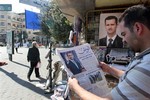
xmin=47 ymin=42 xmax=53 ymax=93
xmin=8 ymin=54 xmax=12 ymax=61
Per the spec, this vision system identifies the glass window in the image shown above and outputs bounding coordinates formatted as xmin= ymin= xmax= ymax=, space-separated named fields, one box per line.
xmin=0 ymin=22 xmax=5 ymax=26
xmin=0 ymin=29 xmax=5 ymax=32
xmin=0 ymin=15 xmax=5 ymax=18
xmin=8 ymin=16 xmax=11 ymax=19
xmin=8 ymin=23 xmax=11 ymax=25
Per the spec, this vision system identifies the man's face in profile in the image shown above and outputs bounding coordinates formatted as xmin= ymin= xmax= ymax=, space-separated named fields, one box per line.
xmin=105 ymin=19 xmax=117 ymax=35
xmin=67 ymin=53 xmax=74 ymax=60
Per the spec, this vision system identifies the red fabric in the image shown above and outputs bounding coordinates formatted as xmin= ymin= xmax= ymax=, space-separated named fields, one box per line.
xmin=0 ymin=62 xmax=7 ymax=66
xmin=72 ymin=33 xmax=77 ymax=45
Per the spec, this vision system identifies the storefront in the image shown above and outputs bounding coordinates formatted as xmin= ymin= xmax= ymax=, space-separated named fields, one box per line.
xmin=54 ymin=0 xmax=150 ymax=90
xmin=54 ymin=0 xmax=150 ymax=43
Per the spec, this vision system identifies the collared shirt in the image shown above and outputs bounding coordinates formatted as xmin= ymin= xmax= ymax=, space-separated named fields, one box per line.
xmin=107 ymin=34 xmax=117 ymax=46
xmin=111 ymin=47 xmax=150 ymax=100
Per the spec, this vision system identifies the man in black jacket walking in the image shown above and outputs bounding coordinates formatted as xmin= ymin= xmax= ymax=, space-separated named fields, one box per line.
xmin=27 ymin=41 xmax=41 ymax=81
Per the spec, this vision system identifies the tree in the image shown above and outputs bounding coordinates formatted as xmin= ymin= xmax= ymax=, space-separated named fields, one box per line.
xmin=41 ymin=1 xmax=72 ymax=43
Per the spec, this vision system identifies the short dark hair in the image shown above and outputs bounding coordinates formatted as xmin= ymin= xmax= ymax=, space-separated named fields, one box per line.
xmin=105 ymin=16 xmax=118 ymax=24
xmin=119 ymin=5 xmax=150 ymax=32
xmin=66 ymin=51 xmax=72 ymax=56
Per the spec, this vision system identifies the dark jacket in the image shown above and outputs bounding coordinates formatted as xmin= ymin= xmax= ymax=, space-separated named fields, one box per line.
xmin=27 ymin=46 xmax=40 ymax=62
xmin=99 ymin=35 xmax=123 ymax=63
xmin=66 ymin=60 xmax=83 ymax=75
xmin=99 ymin=35 xmax=123 ymax=48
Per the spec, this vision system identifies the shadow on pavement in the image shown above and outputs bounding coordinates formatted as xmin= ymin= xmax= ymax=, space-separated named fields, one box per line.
xmin=38 ymin=77 xmax=47 ymax=83
xmin=11 ymin=61 xmax=30 ymax=68
xmin=0 ymin=68 xmax=52 ymax=99
xmin=29 ymin=79 xmax=39 ymax=82
xmin=29 ymin=77 xmax=47 ymax=83
xmin=17 ymin=52 xmax=23 ymax=54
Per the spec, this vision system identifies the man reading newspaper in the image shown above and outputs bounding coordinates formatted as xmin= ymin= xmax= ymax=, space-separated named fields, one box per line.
xmin=68 ymin=5 xmax=150 ymax=100
xmin=58 ymin=43 xmax=111 ymax=98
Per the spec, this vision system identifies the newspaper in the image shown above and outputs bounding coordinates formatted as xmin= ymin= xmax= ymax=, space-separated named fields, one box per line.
xmin=92 ymin=46 xmax=107 ymax=62
xmin=57 ymin=43 xmax=111 ymax=97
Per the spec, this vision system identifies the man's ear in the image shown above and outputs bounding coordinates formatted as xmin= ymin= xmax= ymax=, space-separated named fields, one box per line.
xmin=133 ymin=22 xmax=143 ymax=35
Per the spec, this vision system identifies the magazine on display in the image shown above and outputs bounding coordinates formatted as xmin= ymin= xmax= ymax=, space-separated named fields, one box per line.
xmin=57 ymin=43 xmax=111 ymax=98
xmin=92 ymin=46 xmax=107 ymax=62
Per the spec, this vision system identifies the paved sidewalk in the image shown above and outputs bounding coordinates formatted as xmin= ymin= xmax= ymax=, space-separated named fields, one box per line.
xmin=0 ymin=47 xmax=61 ymax=100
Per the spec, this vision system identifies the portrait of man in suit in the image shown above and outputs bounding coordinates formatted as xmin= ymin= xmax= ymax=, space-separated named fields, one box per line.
xmin=65 ymin=51 xmax=86 ymax=75
xmin=98 ymin=14 xmax=124 ymax=63
xmin=99 ymin=15 xmax=123 ymax=48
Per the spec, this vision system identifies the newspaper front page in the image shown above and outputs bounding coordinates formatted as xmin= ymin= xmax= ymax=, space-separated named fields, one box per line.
xmin=57 ymin=43 xmax=111 ymax=97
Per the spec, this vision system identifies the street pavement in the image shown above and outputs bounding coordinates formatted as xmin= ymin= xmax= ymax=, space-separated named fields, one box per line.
xmin=0 ymin=46 xmax=61 ymax=100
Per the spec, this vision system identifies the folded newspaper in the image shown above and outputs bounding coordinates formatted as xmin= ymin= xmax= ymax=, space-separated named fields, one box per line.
xmin=57 ymin=43 xmax=111 ymax=97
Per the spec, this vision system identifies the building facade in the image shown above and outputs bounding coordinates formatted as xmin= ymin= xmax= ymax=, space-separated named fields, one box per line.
xmin=0 ymin=11 xmax=45 ymax=46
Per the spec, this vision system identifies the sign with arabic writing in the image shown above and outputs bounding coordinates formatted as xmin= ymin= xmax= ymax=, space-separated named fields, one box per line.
xmin=0 ymin=4 xmax=12 ymax=11
xmin=19 ymin=0 xmax=49 ymax=8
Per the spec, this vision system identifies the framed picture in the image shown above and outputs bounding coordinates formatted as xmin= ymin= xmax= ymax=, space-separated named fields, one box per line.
xmin=99 ymin=13 xmax=122 ymax=39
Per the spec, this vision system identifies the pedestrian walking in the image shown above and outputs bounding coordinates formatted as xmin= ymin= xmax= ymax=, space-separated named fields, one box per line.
xmin=15 ymin=42 xmax=20 ymax=53
xmin=27 ymin=41 xmax=41 ymax=81
xmin=52 ymin=43 xmax=56 ymax=55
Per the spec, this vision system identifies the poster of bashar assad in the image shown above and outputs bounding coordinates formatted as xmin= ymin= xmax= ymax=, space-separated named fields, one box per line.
xmin=98 ymin=13 xmax=123 ymax=48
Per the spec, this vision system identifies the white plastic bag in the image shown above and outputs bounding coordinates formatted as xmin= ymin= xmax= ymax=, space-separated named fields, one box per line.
xmin=36 ymin=62 xmax=41 ymax=68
